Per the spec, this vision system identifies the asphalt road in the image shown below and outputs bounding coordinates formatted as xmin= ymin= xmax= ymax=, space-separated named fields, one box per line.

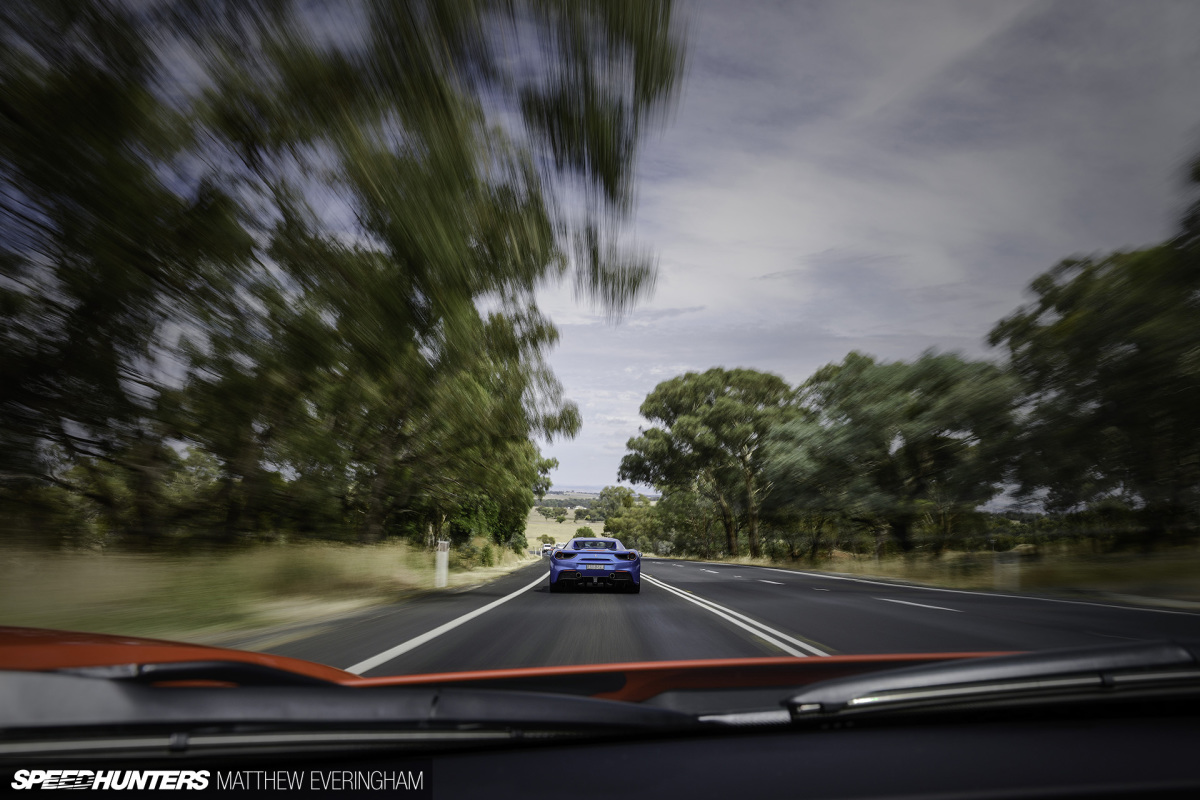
xmin=266 ymin=558 xmax=1200 ymax=677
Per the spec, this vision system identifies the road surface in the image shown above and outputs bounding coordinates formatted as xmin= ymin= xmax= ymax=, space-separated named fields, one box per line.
xmin=265 ymin=558 xmax=1200 ymax=677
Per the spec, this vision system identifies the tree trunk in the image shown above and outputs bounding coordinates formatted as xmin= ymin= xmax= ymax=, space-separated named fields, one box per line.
xmin=128 ymin=437 xmax=166 ymax=548
xmin=717 ymin=495 xmax=738 ymax=557
xmin=743 ymin=467 xmax=763 ymax=558
xmin=220 ymin=476 xmax=241 ymax=544
xmin=746 ymin=505 xmax=761 ymax=559
xmin=889 ymin=516 xmax=915 ymax=552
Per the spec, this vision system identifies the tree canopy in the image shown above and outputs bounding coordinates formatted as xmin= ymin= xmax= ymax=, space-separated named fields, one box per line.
xmin=988 ymin=245 xmax=1200 ymax=537
xmin=619 ymin=368 xmax=797 ymax=557
xmin=767 ymin=351 xmax=1018 ymax=552
xmin=0 ymin=0 xmax=686 ymax=548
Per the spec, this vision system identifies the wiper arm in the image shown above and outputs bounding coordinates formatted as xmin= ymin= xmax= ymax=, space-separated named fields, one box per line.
xmin=786 ymin=640 xmax=1200 ymax=720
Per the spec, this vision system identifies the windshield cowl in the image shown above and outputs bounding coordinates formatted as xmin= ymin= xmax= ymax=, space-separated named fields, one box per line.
xmin=787 ymin=640 xmax=1200 ymax=719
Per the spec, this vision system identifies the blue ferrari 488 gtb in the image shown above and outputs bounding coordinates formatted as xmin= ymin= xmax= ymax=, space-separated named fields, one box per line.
xmin=549 ymin=537 xmax=641 ymax=593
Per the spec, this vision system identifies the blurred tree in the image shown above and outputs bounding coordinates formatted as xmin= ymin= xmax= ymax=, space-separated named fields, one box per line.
xmin=989 ymin=244 xmax=1200 ymax=542
xmin=767 ymin=352 xmax=1017 ymax=552
xmin=0 ymin=1 xmax=254 ymax=546
xmin=620 ymin=368 xmax=797 ymax=557
xmin=1 ymin=0 xmax=685 ymax=546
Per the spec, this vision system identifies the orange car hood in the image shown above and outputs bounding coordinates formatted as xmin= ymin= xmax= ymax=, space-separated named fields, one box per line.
xmin=0 ymin=626 xmax=1007 ymax=702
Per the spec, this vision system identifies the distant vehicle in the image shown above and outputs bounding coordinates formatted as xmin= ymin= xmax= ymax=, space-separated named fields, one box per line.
xmin=549 ymin=537 xmax=641 ymax=593
xmin=541 ymin=543 xmax=554 ymax=556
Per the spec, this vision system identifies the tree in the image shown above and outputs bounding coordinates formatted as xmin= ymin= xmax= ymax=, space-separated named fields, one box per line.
xmin=592 ymin=485 xmax=636 ymax=521
xmin=620 ymin=368 xmax=797 ymax=557
xmin=604 ymin=495 xmax=661 ymax=553
xmin=655 ymin=487 xmax=720 ymax=558
xmin=988 ymin=244 xmax=1200 ymax=541
xmin=1 ymin=0 xmax=686 ymax=546
xmin=0 ymin=1 xmax=253 ymax=546
xmin=768 ymin=352 xmax=1018 ymax=552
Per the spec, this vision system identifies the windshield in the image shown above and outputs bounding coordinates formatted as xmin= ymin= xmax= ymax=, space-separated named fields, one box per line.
xmin=2 ymin=0 xmax=1200 ymax=734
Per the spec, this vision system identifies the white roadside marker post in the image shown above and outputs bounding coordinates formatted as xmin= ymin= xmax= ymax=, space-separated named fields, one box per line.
xmin=435 ymin=540 xmax=450 ymax=589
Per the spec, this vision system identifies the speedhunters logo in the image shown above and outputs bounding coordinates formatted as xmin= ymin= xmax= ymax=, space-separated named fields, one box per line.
xmin=8 ymin=767 xmax=431 ymax=795
xmin=11 ymin=770 xmax=210 ymax=790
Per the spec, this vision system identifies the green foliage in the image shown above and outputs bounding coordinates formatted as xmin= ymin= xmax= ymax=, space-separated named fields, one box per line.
xmin=619 ymin=368 xmax=798 ymax=557
xmin=767 ymin=351 xmax=1018 ymax=552
xmin=575 ymin=527 xmax=593 ymax=537
xmin=597 ymin=486 xmax=636 ymax=518
xmin=0 ymin=0 xmax=686 ymax=548
xmin=603 ymin=495 xmax=661 ymax=553
xmin=989 ymin=245 xmax=1200 ymax=540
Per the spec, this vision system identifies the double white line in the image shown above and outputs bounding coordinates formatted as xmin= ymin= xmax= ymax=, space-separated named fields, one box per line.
xmin=641 ymin=575 xmax=829 ymax=657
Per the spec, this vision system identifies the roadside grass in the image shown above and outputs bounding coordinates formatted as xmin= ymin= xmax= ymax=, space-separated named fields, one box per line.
xmin=657 ymin=545 xmax=1200 ymax=605
xmin=0 ymin=540 xmax=537 ymax=643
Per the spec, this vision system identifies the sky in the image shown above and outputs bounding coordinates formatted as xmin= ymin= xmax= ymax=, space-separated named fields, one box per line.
xmin=535 ymin=0 xmax=1200 ymax=491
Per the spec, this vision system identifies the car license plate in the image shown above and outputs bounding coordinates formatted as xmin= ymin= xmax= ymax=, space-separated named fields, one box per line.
xmin=586 ymin=564 xmax=605 ymax=570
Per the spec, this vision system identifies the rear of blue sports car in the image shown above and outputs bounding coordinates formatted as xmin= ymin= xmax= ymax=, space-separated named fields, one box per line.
xmin=549 ymin=538 xmax=641 ymax=593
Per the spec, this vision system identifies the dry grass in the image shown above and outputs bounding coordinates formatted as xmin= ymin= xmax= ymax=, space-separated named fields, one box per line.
xmin=0 ymin=541 xmax=538 ymax=643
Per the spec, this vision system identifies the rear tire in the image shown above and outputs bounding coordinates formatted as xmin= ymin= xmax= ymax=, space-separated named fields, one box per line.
xmin=628 ymin=582 xmax=641 ymax=594
xmin=549 ymin=577 xmax=562 ymax=593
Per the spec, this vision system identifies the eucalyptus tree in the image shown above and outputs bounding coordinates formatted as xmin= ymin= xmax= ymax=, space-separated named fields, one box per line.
xmin=0 ymin=1 xmax=254 ymax=545
xmin=1 ymin=0 xmax=685 ymax=544
xmin=989 ymin=243 xmax=1200 ymax=541
xmin=620 ymin=368 xmax=797 ymax=558
xmin=768 ymin=352 xmax=1017 ymax=552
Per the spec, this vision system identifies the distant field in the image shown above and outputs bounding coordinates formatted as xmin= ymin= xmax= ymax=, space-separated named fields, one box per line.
xmin=524 ymin=505 xmax=603 ymax=545
xmin=541 ymin=490 xmax=601 ymax=501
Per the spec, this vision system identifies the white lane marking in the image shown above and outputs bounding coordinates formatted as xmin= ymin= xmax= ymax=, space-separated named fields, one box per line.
xmin=813 ymin=588 xmax=829 ymax=592
xmin=346 ymin=572 xmax=547 ymax=674
xmin=877 ymin=597 xmax=961 ymax=613
xmin=759 ymin=580 xmax=783 ymax=585
xmin=734 ymin=575 xmax=742 ymax=578
xmin=702 ymin=569 xmax=720 ymax=574
xmin=758 ymin=567 xmax=1200 ymax=616
xmin=642 ymin=575 xmax=829 ymax=657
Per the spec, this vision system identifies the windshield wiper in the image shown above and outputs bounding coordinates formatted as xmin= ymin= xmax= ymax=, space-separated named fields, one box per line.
xmin=785 ymin=640 xmax=1200 ymax=721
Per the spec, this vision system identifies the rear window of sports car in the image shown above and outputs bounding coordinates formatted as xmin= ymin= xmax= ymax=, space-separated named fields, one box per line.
xmin=573 ymin=540 xmax=617 ymax=550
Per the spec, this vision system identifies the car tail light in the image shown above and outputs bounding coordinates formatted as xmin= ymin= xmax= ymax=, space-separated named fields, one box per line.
xmin=554 ymin=551 xmax=576 ymax=560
